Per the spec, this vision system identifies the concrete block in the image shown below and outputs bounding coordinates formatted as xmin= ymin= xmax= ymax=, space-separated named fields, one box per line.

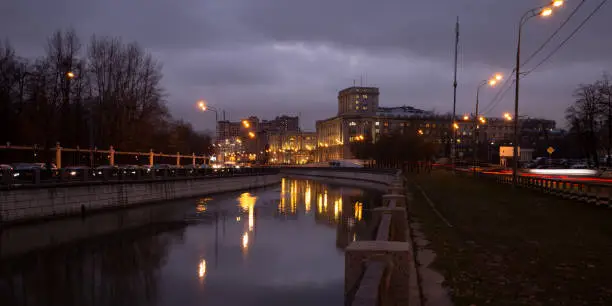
xmin=345 ymin=241 xmax=412 ymax=306
xmin=382 ymin=194 xmax=406 ymax=207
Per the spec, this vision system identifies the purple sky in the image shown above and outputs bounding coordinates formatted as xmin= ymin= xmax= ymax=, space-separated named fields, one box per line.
xmin=2 ymin=0 xmax=611 ymax=131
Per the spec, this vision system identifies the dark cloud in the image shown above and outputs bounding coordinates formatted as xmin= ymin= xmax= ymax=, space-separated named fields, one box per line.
xmin=1 ymin=0 xmax=611 ymax=131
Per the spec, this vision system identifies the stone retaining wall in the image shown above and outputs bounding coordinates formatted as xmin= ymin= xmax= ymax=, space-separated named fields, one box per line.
xmin=0 ymin=174 xmax=281 ymax=223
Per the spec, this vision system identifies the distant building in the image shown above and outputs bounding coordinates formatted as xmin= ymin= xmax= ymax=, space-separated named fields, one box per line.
xmin=214 ymin=115 xmax=301 ymax=163
xmin=260 ymin=115 xmax=300 ymax=133
xmin=268 ymin=131 xmax=317 ymax=164
xmin=315 ymin=86 xmax=442 ymax=161
xmin=337 ymin=86 xmax=380 ymax=116
xmin=216 ymin=120 xmax=241 ymax=142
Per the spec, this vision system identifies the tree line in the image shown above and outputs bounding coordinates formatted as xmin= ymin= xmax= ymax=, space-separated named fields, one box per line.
xmin=0 ymin=29 xmax=211 ymax=165
xmin=565 ymin=74 xmax=612 ymax=166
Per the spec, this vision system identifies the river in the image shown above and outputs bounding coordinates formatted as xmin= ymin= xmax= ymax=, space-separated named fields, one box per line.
xmin=0 ymin=177 xmax=383 ymax=306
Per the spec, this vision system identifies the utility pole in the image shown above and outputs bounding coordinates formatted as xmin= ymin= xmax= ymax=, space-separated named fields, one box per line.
xmin=451 ymin=17 xmax=460 ymax=165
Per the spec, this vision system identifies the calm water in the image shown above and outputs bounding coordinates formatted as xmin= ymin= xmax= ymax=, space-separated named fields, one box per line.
xmin=0 ymin=178 xmax=382 ymax=306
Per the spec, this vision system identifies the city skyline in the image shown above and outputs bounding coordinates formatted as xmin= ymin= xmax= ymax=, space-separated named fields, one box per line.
xmin=2 ymin=0 xmax=610 ymax=131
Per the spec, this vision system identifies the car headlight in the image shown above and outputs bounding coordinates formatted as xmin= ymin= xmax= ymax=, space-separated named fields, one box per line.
xmin=70 ymin=171 xmax=77 ymax=176
xmin=13 ymin=172 xmax=19 ymax=177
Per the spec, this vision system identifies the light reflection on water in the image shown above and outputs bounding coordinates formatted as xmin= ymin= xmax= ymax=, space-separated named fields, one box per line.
xmin=0 ymin=178 xmax=381 ymax=306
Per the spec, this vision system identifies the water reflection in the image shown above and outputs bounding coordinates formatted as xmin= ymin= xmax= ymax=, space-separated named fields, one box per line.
xmin=0 ymin=178 xmax=381 ymax=306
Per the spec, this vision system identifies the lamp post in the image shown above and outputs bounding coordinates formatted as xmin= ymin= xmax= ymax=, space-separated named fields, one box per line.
xmin=512 ymin=0 xmax=563 ymax=186
xmin=197 ymin=100 xmax=221 ymax=163
xmin=473 ymin=74 xmax=502 ymax=175
xmin=197 ymin=100 xmax=219 ymax=123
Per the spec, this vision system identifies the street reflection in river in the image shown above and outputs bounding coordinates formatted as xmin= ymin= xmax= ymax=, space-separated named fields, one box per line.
xmin=0 ymin=178 xmax=381 ymax=306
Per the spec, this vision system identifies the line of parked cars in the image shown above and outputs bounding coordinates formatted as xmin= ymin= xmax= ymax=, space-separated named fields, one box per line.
xmin=0 ymin=163 xmax=215 ymax=182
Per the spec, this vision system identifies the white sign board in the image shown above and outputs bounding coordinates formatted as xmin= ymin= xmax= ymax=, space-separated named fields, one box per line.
xmin=500 ymin=146 xmax=520 ymax=157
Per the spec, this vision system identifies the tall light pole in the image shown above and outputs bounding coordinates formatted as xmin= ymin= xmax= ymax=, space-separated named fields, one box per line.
xmin=474 ymin=74 xmax=502 ymax=175
xmin=451 ymin=17 xmax=460 ymax=166
xmin=512 ymin=0 xmax=563 ymax=186
xmin=197 ymin=100 xmax=221 ymax=163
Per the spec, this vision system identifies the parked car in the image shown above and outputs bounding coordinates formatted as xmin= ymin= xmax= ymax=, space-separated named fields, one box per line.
xmin=151 ymin=164 xmax=177 ymax=175
xmin=118 ymin=165 xmax=141 ymax=176
xmin=93 ymin=165 xmax=119 ymax=177
xmin=63 ymin=166 xmax=91 ymax=178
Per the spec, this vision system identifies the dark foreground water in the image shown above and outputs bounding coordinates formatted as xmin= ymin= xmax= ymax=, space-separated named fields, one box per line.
xmin=0 ymin=178 xmax=382 ymax=306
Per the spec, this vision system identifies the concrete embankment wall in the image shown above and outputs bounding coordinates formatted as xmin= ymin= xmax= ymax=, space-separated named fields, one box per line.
xmin=0 ymin=174 xmax=281 ymax=223
xmin=280 ymin=168 xmax=395 ymax=188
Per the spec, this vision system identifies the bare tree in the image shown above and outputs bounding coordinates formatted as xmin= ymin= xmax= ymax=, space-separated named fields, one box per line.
xmin=566 ymin=83 xmax=603 ymax=166
xmin=596 ymin=74 xmax=612 ymax=165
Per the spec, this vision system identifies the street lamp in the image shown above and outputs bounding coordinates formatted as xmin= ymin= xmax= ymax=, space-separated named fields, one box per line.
xmin=512 ymin=1 xmax=563 ymax=186
xmin=248 ymin=131 xmax=256 ymax=139
xmin=66 ymin=71 xmax=75 ymax=79
xmin=196 ymin=100 xmax=219 ymax=123
xmin=473 ymin=73 xmax=502 ymax=175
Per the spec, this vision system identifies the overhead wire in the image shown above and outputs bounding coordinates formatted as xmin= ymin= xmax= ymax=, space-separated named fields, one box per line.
xmin=524 ymin=0 xmax=608 ymax=76
xmin=480 ymin=0 xmax=602 ymax=116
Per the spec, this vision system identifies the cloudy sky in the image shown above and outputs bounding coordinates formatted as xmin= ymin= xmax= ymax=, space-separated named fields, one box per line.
xmin=2 ymin=0 xmax=610 ymax=131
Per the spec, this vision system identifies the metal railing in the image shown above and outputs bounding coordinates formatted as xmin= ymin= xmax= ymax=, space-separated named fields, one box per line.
xmin=1 ymin=167 xmax=280 ymax=189
xmin=455 ymin=169 xmax=612 ymax=207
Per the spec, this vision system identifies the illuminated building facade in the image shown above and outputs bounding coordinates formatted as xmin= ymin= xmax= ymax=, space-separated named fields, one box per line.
xmin=268 ymin=131 xmax=317 ymax=164
xmin=215 ymin=115 xmax=301 ymax=164
xmin=315 ymin=86 xmax=444 ymax=161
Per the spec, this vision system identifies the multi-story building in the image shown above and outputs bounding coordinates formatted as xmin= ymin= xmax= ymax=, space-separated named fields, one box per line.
xmin=455 ymin=116 xmax=558 ymax=161
xmin=216 ymin=120 xmax=241 ymax=142
xmin=215 ymin=115 xmax=301 ymax=164
xmin=260 ymin=116 xmax=300 ymax=133
xmin=268 ymin=131 xmax=317 ymax=164
xmin=315 ymin=86 xmax=448 ymax=161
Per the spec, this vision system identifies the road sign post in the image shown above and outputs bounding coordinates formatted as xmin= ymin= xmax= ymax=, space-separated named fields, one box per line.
xmin=547 ymin=146 xmax=555 ymax=159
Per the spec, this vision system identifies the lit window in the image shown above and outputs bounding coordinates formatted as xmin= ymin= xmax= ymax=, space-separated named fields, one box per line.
xmin=426 ymin=123 xmax=430 ymax=128
xmin=363 ymin=106 xmax=368 ymax=110
xmin=384 ymin=122 xmax=389 ymax=127
xmin=375 ymin=122 xmax=380 ymax=126
xmin=349 ymin=121 xmax=357 ymax=126
xmin=355 ymin=95 xmax=359 ymax=99
xmin=362 ymin=95 xmax=368 ymax=99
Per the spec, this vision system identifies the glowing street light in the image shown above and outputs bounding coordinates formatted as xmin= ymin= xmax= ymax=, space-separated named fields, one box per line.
xmin=541 ymin=7 xmax=553 ymax=16
xmin=453 ymin=122 xmax=459 ymax=130
xmin=66 ymin=71 xmax=75 ymax=79
xmin=248 ymin=131 xmax=256 ymax=139
xmin=417 ymin=129 xmax=424 ymax=135
xmin=198 ymin=259 xmax=207 ymax=279
xmin=242 ymin=120 xmax=250 ymax=128
xmin=479 ymin=116 xmax=486 ymax=124
xmin=473 ymin=73 xmax=502 ymax=175
xmin=463 ymin=115 xmax=469 ymax=121
xmin=512 ymin=0 xmax=563 ymax=186
xmin=197 ymin=100 xmax=206 ymax=110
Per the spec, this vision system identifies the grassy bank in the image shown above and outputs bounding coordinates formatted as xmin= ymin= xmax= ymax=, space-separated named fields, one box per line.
xmin=407 ymin=170 xmax=612 ymax=306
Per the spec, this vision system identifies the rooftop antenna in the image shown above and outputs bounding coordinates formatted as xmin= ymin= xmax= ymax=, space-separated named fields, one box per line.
xmin=360 ymin=75 xmax=363 ymax=86
xmin=353 ymin=79 xmax=356 ymax=87
xmin=365 ymin=73 xmax=368 ymax=86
